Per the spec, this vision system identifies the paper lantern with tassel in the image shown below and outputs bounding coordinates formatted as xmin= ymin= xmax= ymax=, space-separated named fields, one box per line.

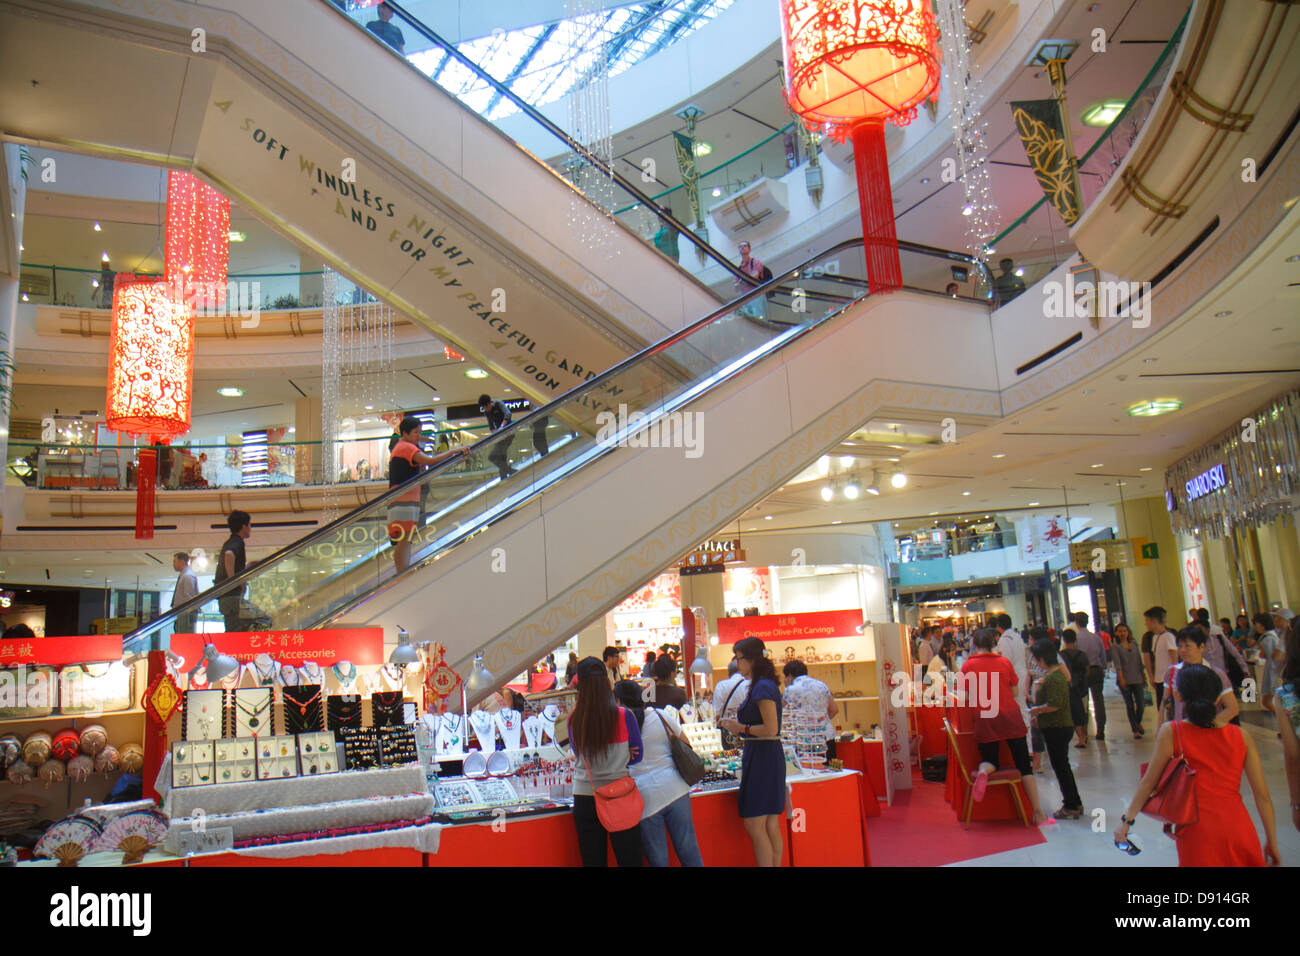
xmin=165 ymin=169 xmax=230 ymax=309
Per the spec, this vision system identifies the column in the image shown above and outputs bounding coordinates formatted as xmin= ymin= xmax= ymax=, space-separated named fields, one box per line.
xmin=1117 ymin=496 xmax=1186 ymax=625
xmin=294 ymin=396 xmax=322 ymax=483
xmin=0 ymin=276 xmax=16 ymax=547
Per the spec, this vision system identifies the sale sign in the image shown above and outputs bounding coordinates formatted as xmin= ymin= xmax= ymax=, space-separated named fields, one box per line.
xmin=716 ymin=609 xmax=863 ymax=645
xmin=171 ymin=628 xmax=384 ymax=666
xmin=0 ymin=635 xmax=122 ymax=667
xmin=1180 ymin=546 xmax=1209 ymax=614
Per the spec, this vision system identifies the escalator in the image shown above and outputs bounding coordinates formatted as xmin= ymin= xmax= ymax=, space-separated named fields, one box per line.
xmin=0 ymin=0 xmax=759 ymax=403
xmin=126 ymin=238 xmax=996 ymax=695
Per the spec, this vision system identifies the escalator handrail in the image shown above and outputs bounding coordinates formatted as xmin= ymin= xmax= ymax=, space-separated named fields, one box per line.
xmin=343 ymin=0 xmax=752 ymax=286
xmin=125 ymin=236 xmax=986 ymax=646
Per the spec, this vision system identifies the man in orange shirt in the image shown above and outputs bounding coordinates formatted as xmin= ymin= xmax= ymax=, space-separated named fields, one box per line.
xmin=387 ymin=416 xmax=465 ymax=573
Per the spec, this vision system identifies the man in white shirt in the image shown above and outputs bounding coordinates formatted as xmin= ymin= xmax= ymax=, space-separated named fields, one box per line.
xmin=712 ymin=658 xmax=750 ymax=723
xmin=916 ymin=625 xmax=937 ymax=669
xmin=1144 ymin=606 xmax=1178 ymax=713
xmin=1072 ymin=611 xmax=1109 ymax=741
xmin=171 ymin=551 xmax=200 ymax=635
xmin=782 ymin=659 xmax=839 ymax=761
xmin=993 ymin=614 xmax=1028 ymax=707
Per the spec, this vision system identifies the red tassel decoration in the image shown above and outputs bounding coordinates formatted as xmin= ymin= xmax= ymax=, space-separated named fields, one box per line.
xmin=135 ymin=447 xmax=157 ymax=540
xmin=851 ymin=120 xmax=903 ymax=294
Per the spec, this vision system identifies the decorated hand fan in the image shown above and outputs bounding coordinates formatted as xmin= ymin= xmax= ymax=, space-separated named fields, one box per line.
xmin=67 ymin=754 xmax=95 ymax=783
xmin=52 ymin=728 xmax=81 ymax=762
xmin=34 ymin=814 xmax=103 ymax=860
xmin=79 ymin=724 xmax=108 ymax=756
xmin=0 ymin=734 xmax=18 ymax=769
xmin=91 ymin=809 xmax=169 ymax=864
xmin=22 ymin=731 xmax=52 ymax=767
xmin=94 ymin=745 xmax=120 ymax=773
xmin=118 ymin=742 xmax=144 ymax=774
xmin=6 ymin=759 xmax=33 ymax=785
xmin=39 ymin=757 xmax=67 ymax=786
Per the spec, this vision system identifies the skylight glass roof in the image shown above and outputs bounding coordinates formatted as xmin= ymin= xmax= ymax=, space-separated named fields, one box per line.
xmin=407 ymin=0 xmax=736 ymax=121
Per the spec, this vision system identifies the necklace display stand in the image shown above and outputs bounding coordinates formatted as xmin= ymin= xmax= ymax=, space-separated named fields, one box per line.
xmin=468 ymin=710 xmax=496 ymax=752
xmin=494 ymin=709 xmax=522 ymax=750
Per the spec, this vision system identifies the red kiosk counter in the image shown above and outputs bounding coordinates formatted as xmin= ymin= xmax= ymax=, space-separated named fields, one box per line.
xmin=18 ymin=769 xmax=871 ymax=868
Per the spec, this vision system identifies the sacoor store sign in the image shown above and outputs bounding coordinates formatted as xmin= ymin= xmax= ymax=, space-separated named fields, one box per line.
xmin=716 ymin=610 xmax=863 ymax=645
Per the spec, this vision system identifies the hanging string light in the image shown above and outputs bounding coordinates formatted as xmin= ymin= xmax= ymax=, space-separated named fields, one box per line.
xmin=565 ymin=0 xmax=618 ymax=255
xmin=165 ymin=170 xmax=231 ymax=309
xmin=937 ymin=0 xmax=1000 ymax=262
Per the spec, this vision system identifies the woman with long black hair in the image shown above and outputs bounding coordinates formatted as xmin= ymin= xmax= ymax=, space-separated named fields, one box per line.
xmin=718 ymin=637 xmax=785 ymax=866
xmin=569 ymin=657 xmax=643 ymax=867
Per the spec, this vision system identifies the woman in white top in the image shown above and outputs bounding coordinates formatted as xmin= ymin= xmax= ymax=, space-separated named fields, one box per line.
xmin=614 ymin=680 xmax=704 ymax=867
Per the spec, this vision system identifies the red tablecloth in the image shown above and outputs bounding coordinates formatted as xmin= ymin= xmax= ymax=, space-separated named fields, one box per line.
xmin=789 ymin=771 xmax=870 ymax=866
xmin=835 ymin=738 xmax=884 ymax=814
xmin=912 ymin=705 xmax=949 ymax=760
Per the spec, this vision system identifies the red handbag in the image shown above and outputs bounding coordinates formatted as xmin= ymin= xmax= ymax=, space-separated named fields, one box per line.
xmin=1140 ymin=721 xmax=1199 ymax=827
xmin=583 ymin=756 xmax=644 ymax=832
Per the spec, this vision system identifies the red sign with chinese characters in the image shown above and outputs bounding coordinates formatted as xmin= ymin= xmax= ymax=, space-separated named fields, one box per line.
xmin=0 ymin=635 xmax=123 ymax=667
xmin=716 ymin=610 xmax=863 ymax=645
xmin=170 ymin=629 xmax=384 ymax=666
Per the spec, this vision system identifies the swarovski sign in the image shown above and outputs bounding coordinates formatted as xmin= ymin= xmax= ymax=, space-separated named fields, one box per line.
xmin=1184 ymin=463 xmax=1226 ymax=502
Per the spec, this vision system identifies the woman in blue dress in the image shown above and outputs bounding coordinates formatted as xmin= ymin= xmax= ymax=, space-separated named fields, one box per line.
xmin=719 ymin=636 xmax=785 ymax=866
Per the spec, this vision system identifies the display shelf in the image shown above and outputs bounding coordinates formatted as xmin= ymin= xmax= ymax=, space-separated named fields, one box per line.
xmin=0 ymin=706 xmax=146 ymax=728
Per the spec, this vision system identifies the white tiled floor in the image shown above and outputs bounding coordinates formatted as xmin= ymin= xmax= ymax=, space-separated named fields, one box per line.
xmin=947 ymin=687 xmax=1299 ymax=866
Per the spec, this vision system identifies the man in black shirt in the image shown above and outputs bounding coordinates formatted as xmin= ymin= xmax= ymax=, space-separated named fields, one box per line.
xmin=366 ymin=2 xmax=405 ymax=55
xmin=214 ymin=510 xmax=271 ymax=633
xmin=479 ymin=393 xmax=516 ymax=480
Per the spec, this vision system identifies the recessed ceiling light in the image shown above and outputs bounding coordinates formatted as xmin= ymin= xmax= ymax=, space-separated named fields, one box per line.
xmin=992 ymin=453 xmax=1005 ymax=459
xmin=1090 ymin=463 xmax=1104 ymax=468
xmin=364 ymin=405 xmax=373 ymax=410
xmin=844 ymin=480 xmax=861 ymax=500
xmin=961 ymin=204 xmax=973 ymax=216
xmin=920 ymin=177 xmax=930 ymax=184
xmin=1028 ymin=501 xmax=1040 ymax=506
xmin=890 ymin=472 xmax=907 ymax=488
xmin=217 ymin=387 xmax=245 ymax=397
xmin=1139 ymin=466 xmax=1152 ymax=472
xmin=1214 ymin=310 xmax=1232 ymax=318
xmin=711 ymin=187 xmax=722 ymax=197
xmin=101 ymin=252 xmax=110 ymax=262
xmin=1014 ymin=267 xmax=1024 ymax=277
xmin=465 ymin=369 xmax=488 ymax=379
xmin=1142 ymin=357 xmax=1158 ymax=364
xmin=1081 ymin=99 xmax=1126 ymax=127
xmin=929 ymin=511 xmax=938 ymax=516
xmin=820 ymin=485 xmax=833 ymax=502
xmin=93 ymin=222 xmax=102 ymax=232
xmin=227 ymin=230 xmax=247 ymax=242
xmin=1128 ymin=398 xmax=1182 ymax=417
xmin=831 ymin=520 xmax=842 ymax=525
xmin=962 ymin=490 xmax=971 ymax=496
xmin=763 ymin=515 xmax=773 ymax=520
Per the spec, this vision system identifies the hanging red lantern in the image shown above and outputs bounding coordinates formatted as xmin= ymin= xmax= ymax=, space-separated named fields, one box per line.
xmin=106 ymin=278 xmax=195 ymax=540
xmin=165 ymin=170 xmax=230 ymax=309
xmin=781 ymin=0 xmax=940 ymax=292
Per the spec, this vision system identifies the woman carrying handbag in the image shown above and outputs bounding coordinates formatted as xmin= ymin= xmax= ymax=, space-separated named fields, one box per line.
xmin=1114 ymin=664 xmax=1279 ymax=866
xmin=570 ymin=658 xmax=644 ymax=867
xmin=614 ymin=680 xmax=705 ymax=866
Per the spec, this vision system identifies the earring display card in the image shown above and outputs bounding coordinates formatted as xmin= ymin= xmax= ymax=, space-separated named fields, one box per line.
xmin=297 ymin=732 xmax=339 ymax=776
xmin=338 ymin=727 xmax=380 ymax=770
xmin=281 ymin=684 xmax=324 ymax=734
xmin=378 ymin=725 xmax=418 ymax=766
xmin=170 ymin=741 xmax=215 ymax=787
xmin=233 ymin=688 xmax=274 ymax=737
xmin=370 ymin=691 xmax=404 ymax=728
xmin=327 ymin=694 xmax=363 ymax=731
xmin=214 ymin=737 xmax=257 ymax=784
xmin=184 ymin=689 xmax=227 ymax=741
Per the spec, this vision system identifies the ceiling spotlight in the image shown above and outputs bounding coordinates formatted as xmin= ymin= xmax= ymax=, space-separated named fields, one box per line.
xmin=962 ymin=490 xmax=972 ymax=496
xmin=817 ymin=456 xmax=830 ymax=476
xmin=101 ymin=252 xmax=110 ymax=263
xmin=865 ymin=469 xmax=881 ymax=496
xmin=1139 ymin=466 xmax=1153 ymax=472
xmin=992 ymin=453 xmax=1005 ymax=459
xmin=844 ymin=480 xmax=860 ymax=500
xmin=763 ymin=514 xmax=773 ymax=520
xmin=227 ymin=230 xmax=247 ymax=242
xmin=1127 ymin=398 xmax=1182 ymax=417
xmin=93 ymin=222 xmax=102 ymax=232
xmin=890 ymin=471 xmax=907 ymax=489
xmin=1090 ymin=463 xmax=1104 ymax=468
xmin=1028 ymin=501 xmax=1040 ymax=506
xmin=217 ymin=386 xmax=245 ymax=397
xmin=1014 ymin=267 xmax=1024 ymax=277
xmin=820 ymin=484 xmax=834 ymax=502
xmin=465 ymin=368 xmax=488 ymax=379
xmin=711 ymin=187 xmax=722 ymax=197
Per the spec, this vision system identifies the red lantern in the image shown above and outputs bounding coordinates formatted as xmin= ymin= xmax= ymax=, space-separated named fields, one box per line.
xmin=165 ymin=170 xmax=230 ymax=309
xmin=781 ymin=0 xmax=940 ymax=292
xmin=106 ymin=278 xmax=195 ymax=539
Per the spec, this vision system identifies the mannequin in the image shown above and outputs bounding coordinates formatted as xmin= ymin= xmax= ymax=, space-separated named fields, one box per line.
xmin=240 ymin=654 xmax=279 ymax=688
xmin=298 ymin=660 xmax=325 ymax=687
xmin=327 ymin=660 xmax=361 ymax=695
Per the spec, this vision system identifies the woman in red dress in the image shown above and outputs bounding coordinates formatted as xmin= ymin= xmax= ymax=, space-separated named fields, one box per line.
xmin=1114 ymin=664 xmax=1280 ymax=866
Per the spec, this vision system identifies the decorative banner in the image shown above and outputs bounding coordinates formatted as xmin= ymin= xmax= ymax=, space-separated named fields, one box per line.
xmin=0 ymin=635 xmax=122 ymax=667
xmin=871 ymin=621 xmax=912 ymax=801
xmin=170 ymin=628 xmax=384 ymax=666
xmin=672 ymin=131 xmax=702 ymax=227
xmin=716 ymin=609 xmax=862 ymax=645
xmin=1010 ymin=97 xmax=1082 ymax=225
xmin=140 ymin=670 xmax=183 ymax=726
xmin=135 ymin=446 xmax=157 ymax=540
xmin=1016 ymin=514 xmax=1070 ymax=563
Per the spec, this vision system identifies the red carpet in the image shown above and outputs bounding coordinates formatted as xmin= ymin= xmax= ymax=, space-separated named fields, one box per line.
xmin=869 ymin=772 xmax=1047 ymax=866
